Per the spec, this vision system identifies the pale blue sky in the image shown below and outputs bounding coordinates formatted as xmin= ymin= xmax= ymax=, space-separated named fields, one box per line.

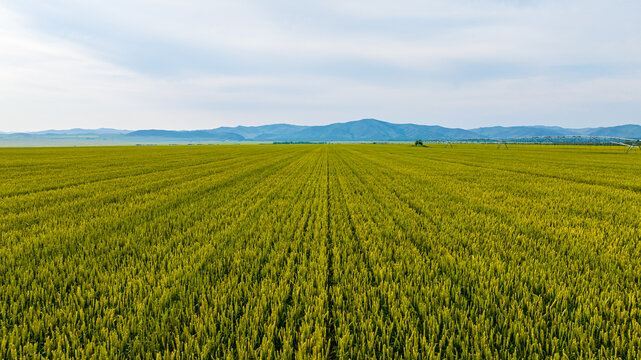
xmin=1 ymin=0 xmax=640 ymax=131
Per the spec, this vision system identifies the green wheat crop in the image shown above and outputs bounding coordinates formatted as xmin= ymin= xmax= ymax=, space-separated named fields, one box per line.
xmin=1 ymin=144 xmax=640 ymax=359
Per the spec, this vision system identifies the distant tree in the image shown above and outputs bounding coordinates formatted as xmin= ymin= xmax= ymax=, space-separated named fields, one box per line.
xmin=414 ymin=139 xmax=423 ymax=146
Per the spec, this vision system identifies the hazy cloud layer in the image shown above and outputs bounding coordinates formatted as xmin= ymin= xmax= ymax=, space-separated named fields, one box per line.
xmin=1 ymin=0 xmax=640 ymax=131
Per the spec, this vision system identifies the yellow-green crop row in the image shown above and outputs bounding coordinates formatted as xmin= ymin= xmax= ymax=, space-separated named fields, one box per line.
xmin=1 ymin=144 xmax=640 ymax=359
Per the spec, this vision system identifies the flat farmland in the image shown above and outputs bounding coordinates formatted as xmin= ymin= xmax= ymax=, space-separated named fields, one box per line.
xmin=1 ymin=144 xmax=641 ymax=359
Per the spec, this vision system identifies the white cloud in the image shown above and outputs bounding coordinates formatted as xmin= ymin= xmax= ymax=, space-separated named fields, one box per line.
xmin=0 ymin=0 xmax=640 ymax=131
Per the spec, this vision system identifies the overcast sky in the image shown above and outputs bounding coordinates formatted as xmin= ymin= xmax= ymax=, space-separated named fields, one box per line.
xmin=1 ymin=0 xmax=640 ymax=131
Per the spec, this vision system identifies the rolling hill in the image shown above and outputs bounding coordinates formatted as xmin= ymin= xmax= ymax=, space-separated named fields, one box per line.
xmin=3 ymin=120 xmax=641 ymax=146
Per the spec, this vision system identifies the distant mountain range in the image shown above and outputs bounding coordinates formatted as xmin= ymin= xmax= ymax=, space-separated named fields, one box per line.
xmin=3 ymin=119 xmax=641 ymax=145
xmin=470 ymin=124 xmax=641 ymax=139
